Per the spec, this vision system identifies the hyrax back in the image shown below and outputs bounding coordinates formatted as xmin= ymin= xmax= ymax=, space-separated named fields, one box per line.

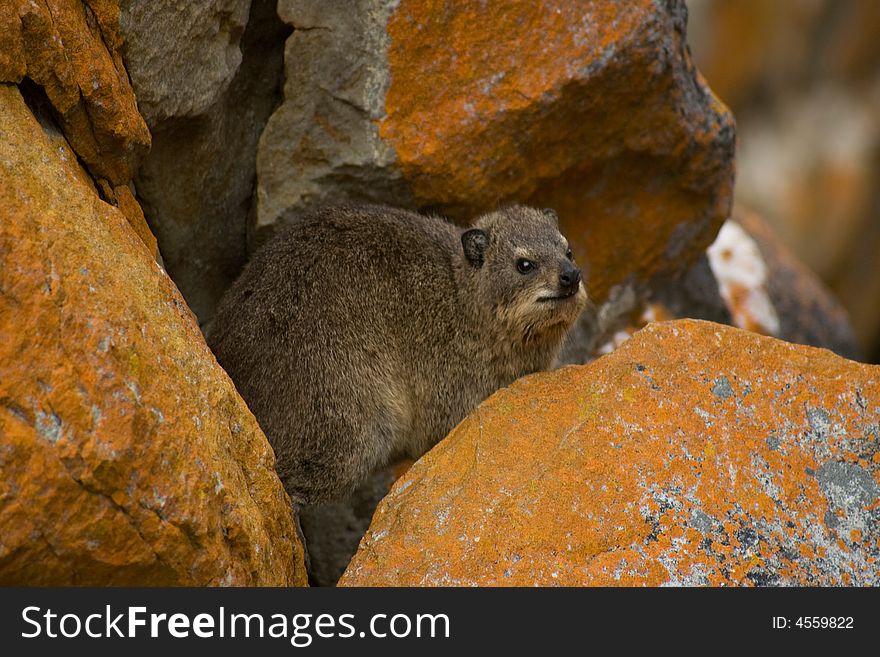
xmin=209 ymin=205 xmax=587 ymax=505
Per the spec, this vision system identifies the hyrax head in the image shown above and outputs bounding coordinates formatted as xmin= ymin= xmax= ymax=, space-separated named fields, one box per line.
xmin=460 ymin=205 xmax=588 ymax=341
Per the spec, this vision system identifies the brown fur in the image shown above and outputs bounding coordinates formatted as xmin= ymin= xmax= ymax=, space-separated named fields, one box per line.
xmin=208 ymin=205 xmax=587 ymax=505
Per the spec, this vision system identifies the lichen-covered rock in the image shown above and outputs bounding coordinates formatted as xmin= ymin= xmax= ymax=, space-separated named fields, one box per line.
xmin=0 ymin=83 xmax=306 ymax=586
xmin=1 ymin=0 xmax=153 ymax=254
xmin=1 ymin=0 xmax=150 ymax=185
xmin=121 ymin=0 xmax=289 ymax=321
xmin=710 ymin=208 xmax=860 ymax=360
xmin=341 ymin=320 xmax=879 ymax=586
xmin=257 ymin=0 xmax=735 ymax=306
xmin=688 ymin=0 xmax=880 ymax=360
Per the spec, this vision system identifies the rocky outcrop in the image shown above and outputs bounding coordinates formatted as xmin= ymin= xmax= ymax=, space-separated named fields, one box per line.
xmin=689 ymin=0 xmax=880 ymax=360
xmin=0 ymin=0 xmax=154 ymax=255
xmin=0 ymin=83 xmax=306 ymax=586
xmin=4 ymin=0 xmax=867 ymax=590
xmin=255 ymin=0 xmax=411 ymax=240
xmin=257 ymin=0 xmax=734 ymax=310
xmin=341 ymin=320 xmax=879 ymax=586
xmin=121 ymin=0 xmax=289 ymax=321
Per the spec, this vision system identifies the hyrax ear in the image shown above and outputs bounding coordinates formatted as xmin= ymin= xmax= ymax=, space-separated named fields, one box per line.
xmin=542 ymin=207 xmax=559 ymax=227
xmin=461 ymin=229 xmax=488 ymax=269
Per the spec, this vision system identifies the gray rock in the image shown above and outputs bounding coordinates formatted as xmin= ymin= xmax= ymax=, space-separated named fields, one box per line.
xmin=125 ymin=0 xmax=289 ymax=322
xmin=816 ymin=460 xmax=880 ymax=511
xmin=254 ymin=0 xmax=412 ymax=239
xmin=120 ymin=0 xmax=252 ymax=125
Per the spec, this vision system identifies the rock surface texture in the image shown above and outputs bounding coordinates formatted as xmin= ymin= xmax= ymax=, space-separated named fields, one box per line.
xmin=257 ymin=0 xmax=735 ymax=307
xmin=0 ymin=84 xmax=306 ymax=586
xmin=119 ymin=0 xmax=252 ymax=125
xmin=341 ymin=320 xmax=879 ymax=586
xmin=3 ymin=0 xmax=866 ymax=590
xmin=121 ymin=0 xmax=289 ymax=321
xmin=0 ymin=0 xmax=154 ymax=254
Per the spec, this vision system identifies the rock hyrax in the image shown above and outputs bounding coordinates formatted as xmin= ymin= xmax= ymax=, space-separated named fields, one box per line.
xmin=209 ymin=205 xmax=588 ymax=505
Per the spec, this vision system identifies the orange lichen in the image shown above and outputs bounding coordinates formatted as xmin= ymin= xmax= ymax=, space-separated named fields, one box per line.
xmin=1 ymin=1 xmax=155 ymax=252
xmin=0 ymin=85 xmax=304 ymax=586
xmin=342 ymin=320 xmax=879 ymax=586
xmin=380 ymin=0 xmax=734 ymax=301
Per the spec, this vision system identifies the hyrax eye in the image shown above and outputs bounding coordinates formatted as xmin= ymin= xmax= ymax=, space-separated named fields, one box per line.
xmin=516 ymin=258 xmax=536 ymax=274
xmin=565 ymin=248 xmax=573 ymax=261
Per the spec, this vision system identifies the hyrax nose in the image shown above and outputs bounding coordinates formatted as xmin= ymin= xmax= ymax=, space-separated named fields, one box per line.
xmin=559 ymin=264 xmax=581 ymax=291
